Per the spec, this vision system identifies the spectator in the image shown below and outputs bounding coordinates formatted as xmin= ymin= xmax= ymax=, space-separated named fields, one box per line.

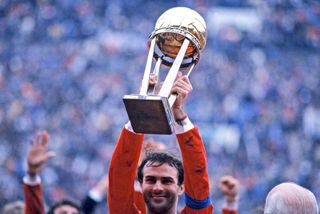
xmin=23 ymin=130 xmax=81 ymax=214
xmin=47 ymin=199 xmax=81 ymax=214
xmin=1 ymin=200 xmax=24 ymax=214
xmin=264 ymin=182 xmax=319 ymax=214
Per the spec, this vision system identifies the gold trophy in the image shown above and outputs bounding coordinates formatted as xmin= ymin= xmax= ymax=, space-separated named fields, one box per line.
xmin=123 ymin=7 xmax=207 ymax=134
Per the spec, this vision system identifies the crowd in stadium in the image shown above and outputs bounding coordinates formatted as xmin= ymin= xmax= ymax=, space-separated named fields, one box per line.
xmin=0 ymin=0 xmax=319 ymax=213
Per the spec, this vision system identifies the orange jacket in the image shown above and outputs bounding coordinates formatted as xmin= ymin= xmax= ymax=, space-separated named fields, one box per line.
xmin=108 ymin=127 xmax=214 ymax=213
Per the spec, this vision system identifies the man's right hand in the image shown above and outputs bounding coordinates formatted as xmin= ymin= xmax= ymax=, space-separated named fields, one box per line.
xmin=171 ymin=72 xmax=193 ymax=122
xmin=27 ymin=131 xmax=56 ymax=177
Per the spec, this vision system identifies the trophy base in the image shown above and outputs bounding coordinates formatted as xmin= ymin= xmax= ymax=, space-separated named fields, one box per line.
xmin=123 ymin=95 xmax=175 ymax=134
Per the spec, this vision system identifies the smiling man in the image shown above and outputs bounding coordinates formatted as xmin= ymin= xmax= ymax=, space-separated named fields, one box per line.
xmin=137 ymin=153 xmax=184 ymax=213
xmin=108 ymin=74 xmax=213 ymax=214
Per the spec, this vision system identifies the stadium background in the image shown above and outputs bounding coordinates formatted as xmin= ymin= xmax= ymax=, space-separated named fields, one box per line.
xmin=0 ymin=0 xmax=319 ymax=213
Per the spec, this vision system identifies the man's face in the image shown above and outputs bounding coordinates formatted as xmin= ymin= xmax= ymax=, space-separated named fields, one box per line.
xmin=140 ymin=162 xmax=184 ymax=214
xmin=54 ymin=205 xmax=79 ymax=214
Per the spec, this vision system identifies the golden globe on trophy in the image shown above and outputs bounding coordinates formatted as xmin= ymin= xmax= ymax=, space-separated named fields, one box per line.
xmin=123 ymin=7 xmax=207 ymax=134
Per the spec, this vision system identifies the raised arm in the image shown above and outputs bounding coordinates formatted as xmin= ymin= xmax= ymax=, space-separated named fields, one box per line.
xmin=23 ymin=131 xmax=56 ymax=214
xmin=81 ymin=174 xmax=108 ymax=214
xmin=107 ymin=126 xmax=144 ymax=213
xmin=171 ymin=73 xmax=213 ymax=213
xmin=220 ymin=175 xmax=239 ymax=214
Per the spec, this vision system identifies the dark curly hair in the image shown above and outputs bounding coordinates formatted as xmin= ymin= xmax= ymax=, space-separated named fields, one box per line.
xmin=137 ymin=152 xmax=184 ymax=186
xmin=47 ymin=198 xmax=81 ymax=214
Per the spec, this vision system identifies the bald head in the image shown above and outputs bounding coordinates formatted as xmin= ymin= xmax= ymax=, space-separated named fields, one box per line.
xmin=264 ymin=182 xmax=318 ymax=214
xmin=2 ymin=201 xmax=25 ymax=214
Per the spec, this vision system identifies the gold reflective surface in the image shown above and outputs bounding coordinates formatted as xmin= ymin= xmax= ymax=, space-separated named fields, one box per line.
xmin=151 ymin=7 xmax=207 ymax=59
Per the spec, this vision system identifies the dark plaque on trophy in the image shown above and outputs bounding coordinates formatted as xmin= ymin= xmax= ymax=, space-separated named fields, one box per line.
xmin=123 ymin=7 xmax=207 ymax=134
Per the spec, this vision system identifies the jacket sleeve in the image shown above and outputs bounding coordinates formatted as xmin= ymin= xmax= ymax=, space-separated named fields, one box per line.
xmin=177 ymin=127 xmax=214 ymax=213
xmin=23 ymin=183 xmax=46 ymax=214
xmin=107 ymin=128 xmax=144 ymax=214
xmin=222 ymin=208 xmax=238 ymax=214
xmin=81 ymin=195 xmax=98 ymax=214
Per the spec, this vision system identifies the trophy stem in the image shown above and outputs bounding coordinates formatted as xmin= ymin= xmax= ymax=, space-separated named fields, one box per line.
xmin=148 ymin=57 xmax=162 ymax=94
xmin=185 ymin=63 xmax=195 ymax=77
xmin=158 ymin=39 xmax=190 ymax=97
xmin=153 ymin=56 xmax=162 ymax=76
xmin=140 ymin=37 xmax=156 ymax=95
xmin=168 ymin=62 xmax=195 ymax=107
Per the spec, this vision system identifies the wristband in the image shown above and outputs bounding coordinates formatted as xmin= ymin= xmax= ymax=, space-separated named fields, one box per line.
xmin=185 ymin=193 xmax=212 ymax=209
xmin=88 ymin=189 xmax=104 ymax=202
xmin=23 ymin=174 xmax=41 ymax=186
xmin=175 ymin=115 xmax=188 ymax=125
xmin=222 ymin=195 xmax=239 ymax=210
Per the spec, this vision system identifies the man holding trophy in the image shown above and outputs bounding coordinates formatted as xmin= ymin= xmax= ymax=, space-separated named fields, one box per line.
xmin=108 ymin=7 xmax=226 ymax=214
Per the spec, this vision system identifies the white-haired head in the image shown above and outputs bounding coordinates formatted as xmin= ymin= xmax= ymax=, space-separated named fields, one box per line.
xmin=2 ymin=200 xmax=25 ymax=214
xmin=264 ymin=182 xmax=318 ymax=214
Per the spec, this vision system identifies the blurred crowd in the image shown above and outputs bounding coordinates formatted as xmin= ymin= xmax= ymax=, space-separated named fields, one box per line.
xmin=0 ymin=0 xmax=319 ymax=213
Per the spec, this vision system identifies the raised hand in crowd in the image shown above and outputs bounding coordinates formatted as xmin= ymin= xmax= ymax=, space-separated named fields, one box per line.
xmin=23 ymin=131 xmax=81 ymax=214
xmin=220 ymin=175 xmax=239 ymax=214
xmin=27 ymin=131 xmax=56 ymax=177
